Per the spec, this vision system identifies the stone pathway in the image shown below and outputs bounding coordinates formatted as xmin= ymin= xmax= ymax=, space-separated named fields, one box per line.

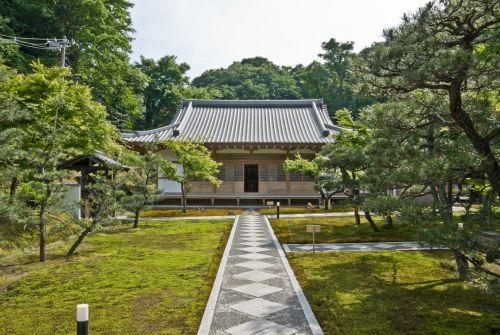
xmin=198 ymin=213 xmax=323 ymax=335
xmin=283 ymin=241 xmax=437 ymax=253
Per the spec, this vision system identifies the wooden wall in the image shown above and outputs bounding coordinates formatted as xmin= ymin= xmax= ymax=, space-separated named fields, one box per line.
xmin=189 ymin=153 xmax=318 ymax=197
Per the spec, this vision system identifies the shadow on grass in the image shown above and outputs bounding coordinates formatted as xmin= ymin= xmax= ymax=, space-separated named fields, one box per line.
xmin=291 ymin=251 xmax=500 ymax=335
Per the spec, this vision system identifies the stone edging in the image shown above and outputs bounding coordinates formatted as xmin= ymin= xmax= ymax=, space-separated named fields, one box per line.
xmin=197 ymin=215 xmax=240 ymax=335
xmin=262 ymin=215 xmax=324 ymax=335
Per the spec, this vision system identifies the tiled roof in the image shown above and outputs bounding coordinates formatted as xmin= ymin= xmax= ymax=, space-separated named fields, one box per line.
xmin=122 ymin=99 xmax=339 ymax=144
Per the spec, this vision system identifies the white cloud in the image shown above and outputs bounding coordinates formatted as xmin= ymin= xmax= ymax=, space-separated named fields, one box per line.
xmin=130 ymin=0 xmax=429 ymax=78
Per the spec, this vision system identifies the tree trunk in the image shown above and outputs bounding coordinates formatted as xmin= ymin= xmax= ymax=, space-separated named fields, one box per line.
xmin=181 ymin=182 xmax=187 ymax=213
xmin=354 ymin=207 xmax=361 ymax=225
xmin=67 ymin=226 xmax=92 ymax=256
xmin=133 ymin=208 xmax=140 ymax=228
xmin=437 ymin=184 xmax=454 ymax=226
xmin=480 ymin=191 xmax=494 ymax=226
xmin=323 ymin=196 xmax=330 ymax=210
xmin=38 ymin=186 xmax=51 ymax=262
xmin=386 ymin=215 xmax=394 ymax=228
xmin=449 ymin=82 xmax=500 ymax=195
xmin=453 ymin=249 xmax=469 ymax=279
xmin=9 ymin=177 xmax=18 ymax=202
xmin=364 ymin=211 xmax=380 ymax=232
xmin=430 ymin=186 xmax=440 ymax=216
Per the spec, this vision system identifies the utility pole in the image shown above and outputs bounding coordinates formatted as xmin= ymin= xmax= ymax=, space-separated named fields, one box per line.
xmin=0 ymin=34 xmax=74 ymax=67
xmin=60 ymin=36 xmax=67 ymax=67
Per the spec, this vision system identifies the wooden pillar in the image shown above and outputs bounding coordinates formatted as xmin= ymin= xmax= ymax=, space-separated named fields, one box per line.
xmin=285 ymin=148 xmax=290 ymax=195
xmin=286 ymin=171 xmax=291 ymax=195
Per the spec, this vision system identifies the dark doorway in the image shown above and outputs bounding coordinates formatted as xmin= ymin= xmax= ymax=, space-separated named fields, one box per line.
xmin=244 ymin=164 xmax=259 ymax=192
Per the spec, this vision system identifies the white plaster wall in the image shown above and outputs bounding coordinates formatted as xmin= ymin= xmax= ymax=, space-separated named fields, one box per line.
xmin=63 ymin=183 xmax=81 ymax=219
xmin=158 ymin=149 xmax=182 ymax=193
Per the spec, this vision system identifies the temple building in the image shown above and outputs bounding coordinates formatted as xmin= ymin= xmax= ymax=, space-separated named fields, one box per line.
xmin=123 ymin=99 xmax=340 ymax=206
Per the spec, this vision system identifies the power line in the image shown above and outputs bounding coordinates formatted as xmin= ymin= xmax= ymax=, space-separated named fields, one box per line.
xmin=0 ymin=34 xmax=75 ymax=66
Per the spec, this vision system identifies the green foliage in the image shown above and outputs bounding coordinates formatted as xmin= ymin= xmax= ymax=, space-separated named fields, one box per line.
xmin=164 ymin=140 xmax=221 ymax=188
xmin=0 ymin=62 xmax=117 ymax=260
xmin=284 ymin=154 xmax=344 ymax=209
xmin=319 ymin=109 xmax=371 ymax=211
xmin=294 ymin=38 xmax=378 ymax=117
xmin=0 ymin=0 xmax=146 ymax=130
xmin=363 ymin=195 xmax=405 ymax=217
xmin=283 ymin=154 xmax=318 ymax=177
xmin=163 ymin=140 xmax=221 ymax=212
xmin=134 ymin=55 xmax=221 ymax=129
xmin=192 ymin=56 xmax=302 ymax=100
xmin=118 ymin=145 xmax=176 ymax=226
xmin=359 ymin=0 xmax=500 ymax=194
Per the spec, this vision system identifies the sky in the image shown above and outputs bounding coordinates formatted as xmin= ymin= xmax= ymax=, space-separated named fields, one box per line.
xmin=130 ymin=0 xmax=429 ymax=79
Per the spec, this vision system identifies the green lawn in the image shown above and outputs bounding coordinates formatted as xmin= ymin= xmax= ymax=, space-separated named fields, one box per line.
xmin=289 ymin=251 xmax=500 ymax=335
xmin=140 ymin=207 xmax=242 ymax=217
xmin=270 ymin=216 xmax=416 ymax=244
xmin=0 ymin=219 xmax=232 ymax=335
xmin=259 ymin=206 xmax=354 ymax=215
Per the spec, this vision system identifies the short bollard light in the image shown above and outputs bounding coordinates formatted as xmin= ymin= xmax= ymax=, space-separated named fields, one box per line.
xmin=276 ymin=202 xmax=280 ymax=219
xmin=77 ymin=304 xmax=89 ymax=335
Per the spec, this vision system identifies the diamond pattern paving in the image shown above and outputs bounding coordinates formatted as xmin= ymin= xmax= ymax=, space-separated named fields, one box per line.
xmin=233 ymin=269 xmax=279 ymax=282
xmin=284 ymin=241 xmax=432 ymax=252
xmin=236 ymin=260 xmax=274 ymax=270
xmin=229 ymin=298 xmax=289 ymax=318
xmin=224 ymin=319 xmax=279 ymax=335
xmin=238 ymin=246 xmax=270 ymax=253
xmin=238 ymin=253 xmax=273 ymax=260
xmin=241 ymin=237 xmax=268 ymax=242
xmin=232 ymin=282 xmax=283 ymax=297
xmin=241 ymin=233 xmax=265 ymax=237
xmin=239 ymin=241 xmax=269 ymax=247
xmin=199 ymin=213 xmax=321 ymax=335
xmin=253 ymin=324 xmax=298 ymax=335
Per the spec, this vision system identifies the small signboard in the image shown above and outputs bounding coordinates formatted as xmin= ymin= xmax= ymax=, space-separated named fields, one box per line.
xmin=306 ymin=225 xmax=321 ymax=233
xmin=306 ymin=225 xmax=321 ymax=253
xmin=266 ymin=201 xmax=274 ymax=206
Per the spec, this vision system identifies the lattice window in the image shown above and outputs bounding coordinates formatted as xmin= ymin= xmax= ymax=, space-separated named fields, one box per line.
xmin=258 ymin=165 xmax=267 ymax=181
xmin=267 ymin=164 xmax=277 ymax=181
xmin=234 ymin=164 xmax=243 ymax=181
xmin=217 ymin=164 xmax=235 ymax=181
xmin=277 ymin=165 xmax=286 ymax=181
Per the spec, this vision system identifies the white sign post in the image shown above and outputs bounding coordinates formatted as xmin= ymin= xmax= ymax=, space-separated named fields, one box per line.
xmin=306 ymin=225 xmax=321 ymax=253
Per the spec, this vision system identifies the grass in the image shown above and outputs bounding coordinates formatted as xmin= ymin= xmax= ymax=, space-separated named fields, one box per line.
xmin=289 ymin=250 xmax=500 ymax=335
xmin=139 ymin=207 xmax=242 ymax=217
xmin=270 ymin=216 xmax=417 ymax=244
xmin=259 ymin=206 xmax=354 ymax=215
xmin=0 ymin=219 xmax=233 ymax=335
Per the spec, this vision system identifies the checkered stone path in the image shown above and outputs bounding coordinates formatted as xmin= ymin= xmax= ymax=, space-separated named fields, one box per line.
xmin=200 ymin=213 xmax=322 ymax=334
xmin=283 ymin=241 xmax=436 ymax=253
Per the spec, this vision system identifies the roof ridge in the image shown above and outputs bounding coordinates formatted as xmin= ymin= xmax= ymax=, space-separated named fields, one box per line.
xmin=122 ymin=123 xmax=179 ymax=138
xmin=310 ymin=101 xmax=330 ymax=137
xmin=182 ymin=99 xmax=324 ymax=107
